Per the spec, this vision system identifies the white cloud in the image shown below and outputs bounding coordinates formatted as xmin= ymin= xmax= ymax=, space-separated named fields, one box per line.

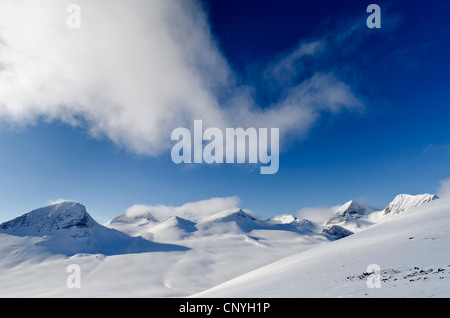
xmin=125 ymin=196 xmax=242 ymax=221
xmin=47 ymin=198 xmax=76 ymax=205
xmin=438 ymin=177 xmax=450 ymax=197
xmin=0 ymin=0 xmax=363 ymax=157
xmin=265 ymin=40 xmax=326 ymax=85
xmin=423 ymin=144 xmax=450 ymax=155
xmin=297 ymin=205 xmax=341 ymax=225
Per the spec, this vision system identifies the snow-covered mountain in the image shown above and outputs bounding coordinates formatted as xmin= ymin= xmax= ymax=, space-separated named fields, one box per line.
xmin=105 ymin=209 xmax=160 ymax=239
xmin=196 ymin=209 xmax=259 ymax=234
xmin=326 ymin=200 xmax=375 ymax=225
xmin=194 ymin=196 xmax=450 ymax=298
xmin=0 ymin=192 xmax=446 ymax=297
xmin=0 ymin=201 xmax=186 ymax=256
xmin=0 ymin=202 xmax=334 ymax=297
xmin=146 ymin=216 xmax=197 ymax=241
xmin=324 ymin=194 xmax=439 ymax=233
xmin=109 ymin=210 xmax=159 ymax=224
xmin=195 ymin=209 xmax=323 ymax=235
xmin=322 ymin=225 xmax=353 ymax=240
xmin=107 ymin=208 xmax=327 ymax=239
xmin=266 ymin=214 xmax=318 ymax=231
xmin=383 ymin=193 xmax=439 ymax=215
xmin=0 ymin=202 xmax=96 ymax=237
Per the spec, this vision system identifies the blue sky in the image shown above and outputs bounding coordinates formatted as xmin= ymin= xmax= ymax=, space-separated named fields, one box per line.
xmin=0 ymin=0 xmax=449 ymax=222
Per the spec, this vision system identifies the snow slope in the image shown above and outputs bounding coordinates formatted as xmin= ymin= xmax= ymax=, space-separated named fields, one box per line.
xmin=194 ymin=196 xmax=450 ymax=298
xmin=0 ymin=204 xmax=332 ymax=297
xmin=0 ymin=194 xmax=447 ymax=297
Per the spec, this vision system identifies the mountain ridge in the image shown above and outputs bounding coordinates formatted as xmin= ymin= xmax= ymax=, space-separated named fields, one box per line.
xmin=383 ymin=193 xmax=439 ymax=215
xmin=0 ymin=192 xmax=440 ymax=256
xmin=0 ymin=201 xmax=187 ymax=256
xmin=0 ymin=192 xmax=446 ymax=297
xmin=324 ymin=193 xmax=440 ymax=232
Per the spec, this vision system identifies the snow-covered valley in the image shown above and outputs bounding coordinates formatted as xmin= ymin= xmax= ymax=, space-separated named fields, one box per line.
xmin=0 ymin=193 xmax=448 ymax=297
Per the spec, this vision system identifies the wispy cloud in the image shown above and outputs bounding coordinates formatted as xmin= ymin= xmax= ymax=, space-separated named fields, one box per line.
xmin=0 ymin=0 xmax=363 ymax=157
xmin=46 ymin=198 xmax=76 ymax=206
xmin=297 ymin=205 xmax=341 ymax=225
xmin=423 ymin=144 xmax=450 ymax=155
xmin=124 ymin=196 xmax=242 ymax=221
xmin=264 ymin=40 xmax=326 ymax=86
xmin=438 ymin=177 xmax=450 ymax=197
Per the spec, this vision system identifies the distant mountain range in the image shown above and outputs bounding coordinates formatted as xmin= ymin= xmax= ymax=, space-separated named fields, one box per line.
xmin=0 ymin=192 xmax=444 ymax=297
xmin=325 ymin=193 xmax=439 ymax=233
xmin=0 ymin=193 xmax=440 ymax=256
xmin=195 ymin=194 xmax=449 ymax=298
xmin=0 ymin=201 xmax=186 ymax=256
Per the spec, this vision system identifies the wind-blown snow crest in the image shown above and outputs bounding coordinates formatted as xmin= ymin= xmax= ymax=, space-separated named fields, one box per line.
xmin=383 ymin=193 xmax=439 ymax=215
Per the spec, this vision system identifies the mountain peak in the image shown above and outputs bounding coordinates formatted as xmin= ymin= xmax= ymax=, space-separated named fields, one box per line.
xmin=197 ymin=209 xmax=258 ymax=234
xmin=149 ymin=216 xmax=198 ymax=240
xmin=0 ymin=202 xmax=188 ymax=256
xmin=110 ymin=211 xmax=159 ymax=225
xmin=336 ymin=200 xmax=368 ymax=214
xmin=383 ymin=193 xmax=439 ymax=215
xmin=202 ymin=209 xmax=256 ymax=221
xmin=161 ymin=216 xmax=196 ymax=228
xmin=0 ymin=201 xmax=97 ymax=237
xmin=326 ymin=200 xmax=374 ymax=225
